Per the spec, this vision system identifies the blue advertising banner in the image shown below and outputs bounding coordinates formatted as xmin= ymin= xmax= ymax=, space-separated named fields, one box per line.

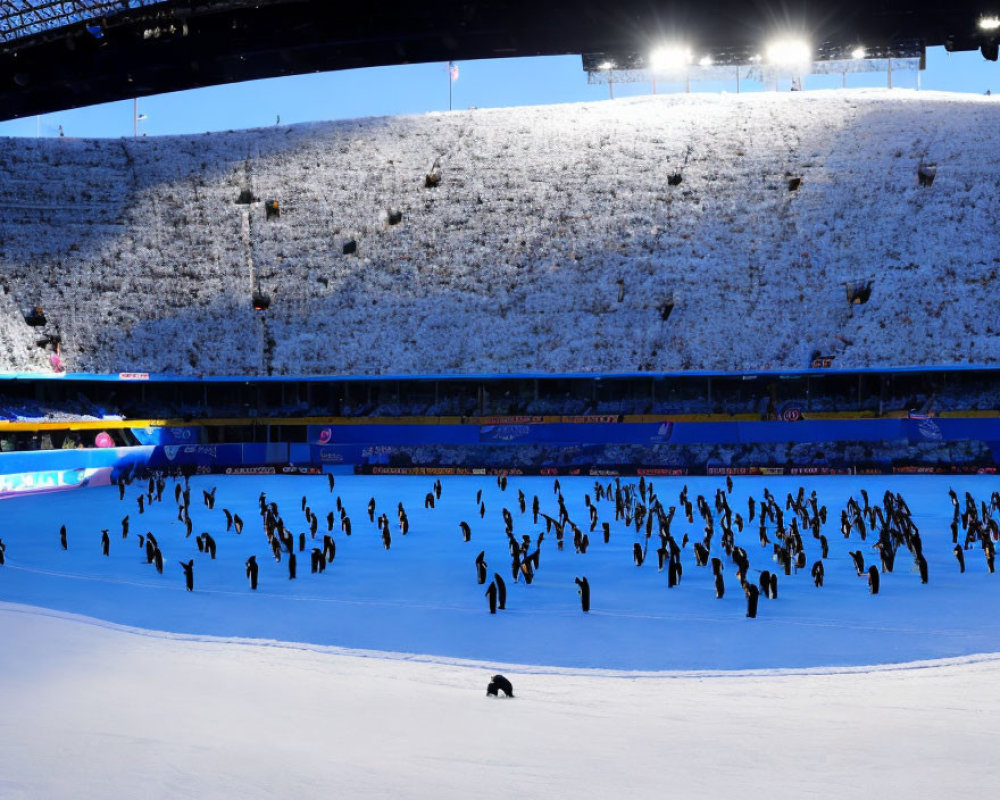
xmin=307 ymin=419 xmax=1000 ymax=449
xmin=130 ymin=426 xmax=204 ymax=446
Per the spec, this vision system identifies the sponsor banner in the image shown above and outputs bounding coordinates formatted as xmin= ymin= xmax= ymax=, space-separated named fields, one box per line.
xmin=0 ymin=467 xmax=106 ymax=499
xmin=225 ymin=466 xmax=277 ymax=475
xmin=563 ymin=415 xmax=621 ymax=424
xmin=707 ymin=466 xmax=788 ymax=476
xmin=637 ymin=467 xmax=689 ymax=476
xmin=312 ymin=426 xmax=334 ymax=445
xmin=118 ymin=372 xmax=150 ymax=380
xmin=650 ymin=421 xmax=674 ymax=443
xmin=131 ymin=426 xmax=201 ymax=446
xmin=479 ymin=424 xmax=532 ymax=443
xmin=281 ymin=465 xmax=322 ymax=475
xmin=368 ymin=466 xmax=527 ymax=476
xmin=353 ymin=462 xmax=996 ymax=477
xmin=475 ymin=416 xmax=545 ymax=425
xmin=914 ymin=418 xmax=943 ymax=441
xmin=297 ymin=418 xmax=1000 ymax=449
xmin=161 ymin=444 xmax=220 ymax=462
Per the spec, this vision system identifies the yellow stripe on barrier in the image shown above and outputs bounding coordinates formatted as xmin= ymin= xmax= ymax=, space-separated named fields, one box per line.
xmin=0 ymin=410 xmax=998 ymax=433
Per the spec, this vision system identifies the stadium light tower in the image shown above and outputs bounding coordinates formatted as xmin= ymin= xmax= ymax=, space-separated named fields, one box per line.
xmin=598 ymin=60 xmax=615 ymax=98
xmin=765 ymin=38 xmax=811 ymax=91
xmin=841 ymin=46 xmax=867 ymax=88
xmin=981 ymin=16 xmax=1000 ymax=60
xmin=765 ymin=38 xmax=811 ymax=66
xmin=649 ymin=44 xmax=692 ymax=93
xmin=133 ymin=99 xmax=148 ymax=137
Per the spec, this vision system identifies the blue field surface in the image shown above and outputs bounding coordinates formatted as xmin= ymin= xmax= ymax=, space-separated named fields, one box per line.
xmin=1 ymin=474 xmax=997 ymax=670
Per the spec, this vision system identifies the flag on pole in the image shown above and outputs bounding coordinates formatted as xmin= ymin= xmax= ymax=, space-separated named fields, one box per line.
xmin=449 ymin=61 xmax=459 ymax=81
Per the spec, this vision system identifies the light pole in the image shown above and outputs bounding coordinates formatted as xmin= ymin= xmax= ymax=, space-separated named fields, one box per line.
xmin=133 ymin=99 xmax=147 ymax=137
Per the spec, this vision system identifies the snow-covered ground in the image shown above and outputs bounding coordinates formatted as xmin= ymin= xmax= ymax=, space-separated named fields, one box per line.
xmin=3 ymin=602 xmax=998 ymax=800
xmin=2 ymin=473 xmax=999 ymax=797
xmin=1 ymin=89 xmax=999 ymax=376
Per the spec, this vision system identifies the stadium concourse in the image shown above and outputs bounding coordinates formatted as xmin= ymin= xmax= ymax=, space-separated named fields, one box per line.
xmin=0 ymin=89 xmax=998 ymax=376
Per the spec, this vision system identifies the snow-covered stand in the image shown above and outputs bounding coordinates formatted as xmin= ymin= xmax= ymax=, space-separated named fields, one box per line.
xmin=0 ymin=91 xmax=998 ymax=376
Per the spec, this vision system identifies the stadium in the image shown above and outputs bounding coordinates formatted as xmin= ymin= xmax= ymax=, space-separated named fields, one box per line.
xmin=2 ymin=2 xmax=1000 ymax=797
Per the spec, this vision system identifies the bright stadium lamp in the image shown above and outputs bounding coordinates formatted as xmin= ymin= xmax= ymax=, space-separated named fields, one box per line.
xmin=851 ymin=46 xmax=866 ymax=60
xmin=765 ymin=38 xmax=812 ymax=65
xmin=598 ymin=60 xmax=614 ymax=70
xmin=979 ymin=15 xmax=1000 ymax=31
xmin=650 ymin=45 xmax=692 ymax=71
xmin=699 ymin=55 xmax=714 ymax=67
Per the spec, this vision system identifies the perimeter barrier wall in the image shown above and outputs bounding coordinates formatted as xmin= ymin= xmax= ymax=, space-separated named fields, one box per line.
xmin=2 ymin=414 xmax=999 ymax=499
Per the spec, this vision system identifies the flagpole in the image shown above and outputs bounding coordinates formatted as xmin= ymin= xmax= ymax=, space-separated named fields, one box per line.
xmin=448 ymin=61 xmax=453 ymax=111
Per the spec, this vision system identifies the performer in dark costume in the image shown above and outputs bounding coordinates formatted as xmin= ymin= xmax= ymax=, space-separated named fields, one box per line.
xmin=180 ymin=559 xmax=194 ymax=591
xmin=493 ymin=573 xmax=507 ymax=610
xmin=486 ymin=674 xmax=513 ymax=697
xmin=475 ymin=550 xmax=488 ymax=584
xmin=575 ymin=576 xmax=590 ymax=612
xmin=868 ymin=564 xmax=880 ymax=594
xmin=485 ymin=581 xmax=498 ymax=614
xmin=246 ymin=555 xmax=259 ymax=589
xmin=745 ymin=583 xmax=759 ymax=618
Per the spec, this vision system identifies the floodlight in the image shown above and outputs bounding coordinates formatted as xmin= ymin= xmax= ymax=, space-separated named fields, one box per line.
xmin=598 ymin=60 xmax=614 ymax=70
xmin=699 ymin=55 xmax=714 ymax=67
xmin=650 ymin=45 xmax=692 ymax=71
xmin=979 ymin=15 xmax=1000 ymax=31
xmin=765 ymin=38 xmax=811 ymax=65
xmin=851 ymin=46 xmax=866 ymax=60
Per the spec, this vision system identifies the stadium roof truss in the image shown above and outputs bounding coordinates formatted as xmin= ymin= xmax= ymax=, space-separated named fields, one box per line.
xmin=0 ymin=1 xmax=165 ymax=44
xmin=0 ymin=0 xmax=997 ymax=120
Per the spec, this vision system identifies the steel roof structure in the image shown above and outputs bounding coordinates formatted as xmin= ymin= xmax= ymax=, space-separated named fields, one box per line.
xmin=0 ymin=1 xmax=997 ymax=119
